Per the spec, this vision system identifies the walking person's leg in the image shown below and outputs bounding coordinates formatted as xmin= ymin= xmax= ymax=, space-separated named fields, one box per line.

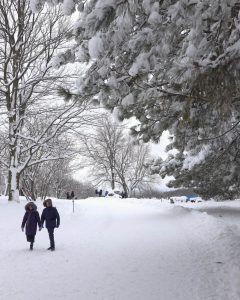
xmin=27 ymin=235 xmax=35 ymax=250
xmin=47 ymin=228 xmax=55 ymax=250
xmin=31 ymin=235 xmax=35 ymax=250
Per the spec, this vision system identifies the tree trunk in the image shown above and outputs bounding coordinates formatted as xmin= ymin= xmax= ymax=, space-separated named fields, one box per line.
xmin=43 ymin=189 xmax=48 ymax=201
xmin=8 ymin=167 xmax=20 ymax=202
xmin=8 ymin=112 xmax=21 ymax=202
xmin=4 ymin=175 xmax=8 ymax=196
xmin=56 ymin=184 xmax=62 ymax=199
xmin=122 ymin=181 xmax=128 ymax=198
xmin=30 ymin=179 xmax=36 ymax=201
xmin=111 ymin=169 xmax=115 ymax=190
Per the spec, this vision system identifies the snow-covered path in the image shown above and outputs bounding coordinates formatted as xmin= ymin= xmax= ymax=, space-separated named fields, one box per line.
xmin=1 ymin=197 xmax=240 ymax=300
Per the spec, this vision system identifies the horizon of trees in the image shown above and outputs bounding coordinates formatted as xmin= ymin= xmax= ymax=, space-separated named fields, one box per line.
xmin=76 ymin=114 xmax=161 ymax=198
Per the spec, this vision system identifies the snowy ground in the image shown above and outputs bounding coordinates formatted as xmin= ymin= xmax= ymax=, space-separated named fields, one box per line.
xmin=1 ymin=196 xmax=240 ymax=300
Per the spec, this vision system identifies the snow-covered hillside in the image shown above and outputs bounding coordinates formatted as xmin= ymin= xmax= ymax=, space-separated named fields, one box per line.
xmin=0 ymin=197 xmax=240 ymax=300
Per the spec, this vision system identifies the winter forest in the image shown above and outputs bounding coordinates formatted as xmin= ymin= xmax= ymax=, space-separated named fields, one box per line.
xmin=1 ymin=0 xmax=240 ymax=201
xmin=1 ymin=1 xmax=240 ymax=300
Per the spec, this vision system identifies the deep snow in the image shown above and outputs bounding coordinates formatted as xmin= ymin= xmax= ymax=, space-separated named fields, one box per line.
xmin=0 ymin=196 xmax=240 ymax=300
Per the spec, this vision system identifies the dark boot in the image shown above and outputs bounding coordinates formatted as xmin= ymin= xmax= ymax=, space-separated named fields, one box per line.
xmin=47 ymin=246 xmax=55 ymax=251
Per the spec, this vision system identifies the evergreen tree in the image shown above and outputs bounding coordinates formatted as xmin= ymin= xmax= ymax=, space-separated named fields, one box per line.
xmin=35 ymin=0 xmax=240 ymax=198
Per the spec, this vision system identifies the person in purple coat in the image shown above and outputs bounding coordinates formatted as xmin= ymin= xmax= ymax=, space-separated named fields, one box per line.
xmin=21 ymin=202 xmax=41 ymax=250
xmin=41 ymin=199 xmax=60 ymax=251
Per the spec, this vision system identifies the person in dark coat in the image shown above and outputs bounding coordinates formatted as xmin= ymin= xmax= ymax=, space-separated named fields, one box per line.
xmin=66 ymin=192 xmax=70 ymax=199
xmin=21 ymin=202 xmax=41 ymax=250
xmin=41 ymin=198 xmax=60 ymax=251
xmin=70 ymin=191 xmax=75 ymax=199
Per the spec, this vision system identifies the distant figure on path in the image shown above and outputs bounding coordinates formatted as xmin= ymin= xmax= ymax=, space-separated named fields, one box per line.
xmin=99 ymin=189 xmax=102 ymax=197
xmin=41 ymin=199 xmax=60 ymax=251
xmin=21 ymin=202 xmax=41 ymax=251
xmin=66 ymin=192 xmax=70 ymax=199
xmin=71 ymin=191 xmax=75 ymax=199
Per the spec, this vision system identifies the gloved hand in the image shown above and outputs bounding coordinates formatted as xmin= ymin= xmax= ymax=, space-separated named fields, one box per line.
xmin=39 ymin=227 xmax=42 ymax=231
xmin=21 ymin=227 xmax=24 ymax=232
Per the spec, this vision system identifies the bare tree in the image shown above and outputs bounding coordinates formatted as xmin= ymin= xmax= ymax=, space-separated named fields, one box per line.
xmin=0 ymin=1 xmax=87 ymax=201
xmin=20 ymin=131 xmax=74 ymax=200
xmin=79 ymin=116 xmax=124 ymax=190
xmin=23 ymin=158 xmax=72 ymax=200
xmin=78 ymin=116 xmax=155 ymax=197
xmin=115 ymin=143 xmax=152 ymax=197
xmin=22 ymin=158 xmax=95 ymax=200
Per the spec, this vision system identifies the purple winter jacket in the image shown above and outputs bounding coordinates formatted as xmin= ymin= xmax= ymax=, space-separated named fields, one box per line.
xmin=21 ymin=202 xmax=41 ymax=236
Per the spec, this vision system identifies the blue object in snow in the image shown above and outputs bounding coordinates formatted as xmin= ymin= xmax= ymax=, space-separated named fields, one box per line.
xmin=186 ymin=194 xmax=198 ymax=200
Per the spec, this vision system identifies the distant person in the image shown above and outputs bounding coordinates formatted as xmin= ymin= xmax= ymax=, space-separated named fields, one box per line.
xmin=95 ymin=189 xmax=99 ymax=195
xmin=99 ymin=189 xmax=102 ymax=197
xmin=66 ymin=192 xmax=70 ymax=199
xmin=71 ymin=191 xmax=75 ymax=199
xmin=105 ymin=190 xmax=108 ymax=197
xmin=41 ymin=199 xmax=60 ymax=251
xmin=21 ymin=202 xmax=41 ymax=250
xmin=122 ymin=192 xmax=128 ymax=198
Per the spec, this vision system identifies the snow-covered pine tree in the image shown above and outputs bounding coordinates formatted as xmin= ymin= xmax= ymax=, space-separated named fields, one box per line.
xmin=35 ymin=0 xmax=240 ymax=198
xmin=156 ymin=135 xmax=240 ymax=200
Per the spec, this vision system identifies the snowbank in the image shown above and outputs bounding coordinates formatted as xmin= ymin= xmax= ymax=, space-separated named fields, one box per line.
xmin=0 ymin=196 xmax=239 ymax=299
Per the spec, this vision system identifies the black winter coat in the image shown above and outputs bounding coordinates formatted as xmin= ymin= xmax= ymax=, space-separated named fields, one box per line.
xmin=22 ymin=211 xmax=41 ymax=236
xmin=41 ymin=207 xmax=60 ymax=229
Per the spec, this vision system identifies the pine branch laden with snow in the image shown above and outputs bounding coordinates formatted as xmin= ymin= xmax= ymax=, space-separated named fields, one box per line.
xmin=71 ymin=0 xmax=240 ymax=198
xmin=31 ymin=0 xmax=240 ymax=198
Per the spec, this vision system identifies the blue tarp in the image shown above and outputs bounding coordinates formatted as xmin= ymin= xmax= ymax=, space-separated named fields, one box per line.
xmin=186 ymin=194 xmax=198 ymax=200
